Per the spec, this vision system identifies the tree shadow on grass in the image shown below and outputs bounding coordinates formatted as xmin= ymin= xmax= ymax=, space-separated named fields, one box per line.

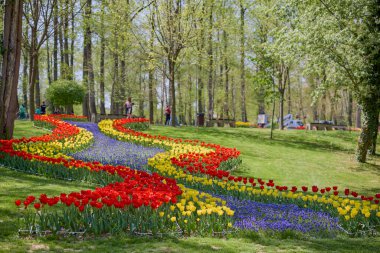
xmin=349 ymin=162 xmax=380 ymax=176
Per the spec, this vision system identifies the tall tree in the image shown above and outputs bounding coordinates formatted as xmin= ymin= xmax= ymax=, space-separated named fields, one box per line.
xmin=148 ymin=11 xmax=155 ymax=123
xmin=153 ymin=0 xmax=199 ymax=126
xmin=239 ymin=0 xmax=247 ymax=122
xmin=0 ymin=0 xmax=23 ymax=139
xmin=24 ymin=0 xmax=56 ymax=120
xmin=206 ymin=0 xmax=214 ymax=120
xmin=99 ymin=0 xmax=106 ymax=114
xmin=84 ymin=0 xmax=96 ymax=115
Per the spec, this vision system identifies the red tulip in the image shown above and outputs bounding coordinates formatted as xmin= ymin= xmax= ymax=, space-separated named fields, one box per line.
xmin=34 ymin=203 xmax=41 ymax=209
xmin=15 ymin=200 xmax=21 ymax=206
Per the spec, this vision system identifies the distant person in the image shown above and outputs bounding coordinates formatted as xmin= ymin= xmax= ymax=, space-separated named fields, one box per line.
xmin=35 ymin=105 xmax=41 ymax=115
xmin=40 ymin=101 xmax=47 ymax=115
xmin=165 ymin=105 xmax=171 ymax=125
xmin=125 ymin=97 xmax=134 ymax=118
xmin=19 ymin=104 xmax=26 ymax=119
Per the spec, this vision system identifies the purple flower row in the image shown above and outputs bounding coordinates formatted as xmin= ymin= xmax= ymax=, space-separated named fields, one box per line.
xmin=67 ymin=121 xmax=164 ymax=171
xmin=220 ymin=195 xmax=341 ymax=235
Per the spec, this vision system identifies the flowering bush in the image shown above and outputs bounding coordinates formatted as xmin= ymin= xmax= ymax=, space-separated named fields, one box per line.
xmin=235 ymin=121 xmax=251 ymax=128
xmin=235 ymin=121 xmax=257 ymax=128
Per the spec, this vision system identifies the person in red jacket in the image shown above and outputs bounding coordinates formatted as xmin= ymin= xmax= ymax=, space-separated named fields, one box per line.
xmin=164 ymin=105 xmax=171 ymax=125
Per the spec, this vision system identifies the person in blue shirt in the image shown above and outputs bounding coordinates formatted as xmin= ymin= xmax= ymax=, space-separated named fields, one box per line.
xmin=35 ymin=105 xmax=41 ymax=115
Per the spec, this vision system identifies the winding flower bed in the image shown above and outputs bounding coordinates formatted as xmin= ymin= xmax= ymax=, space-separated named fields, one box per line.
xmin=99 ymin=118 xmax=380 ymax=235
xmin=1 ymin=116 xmax=379 ymax=236
xmin=0 ymin=116 xmax=233 ymax=235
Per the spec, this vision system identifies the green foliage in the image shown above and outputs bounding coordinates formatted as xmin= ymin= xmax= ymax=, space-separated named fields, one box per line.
xmin=46 ymin=79 xmax=85 ymax=108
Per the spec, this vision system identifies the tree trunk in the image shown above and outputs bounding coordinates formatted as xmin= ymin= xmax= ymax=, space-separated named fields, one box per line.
xmin=58 ymin=12 xmax=65 ymax=77
xmin=356 ymin=105 xmax=362 ymax=128
xmin=148 ymin=12 xmax=155 ymax=123
xmin=369 ymin=111 xmax=378 ymax=155
xmin=188 ymin=74 xmax=193 ymax=125
xmin=207 ymin=4 xmax=213 ymax=121
xmin=70 ymin=1 xmax=75 ymax=76
xmin=287 ymin=70 xmax=291 ymax=114
xmin=82 ymin=29 xmax=89 ymax=117
xmin=99 ymin=34 xmax=106 ymax=114
xmin=347 ymin=90 xmax=353 ymax=126
xmin=22 ymin=48 xmax=28 ymax=111
xmin=279 ymin=89 xmax=285 ymax=130
xmin=240 ymin=4 xmax=247 ymax=122
xmin=120 ymin=52 xmax=126 ymax=114
xmin=63 ymin=0 xmax=70 ymax=79
xmin=46 ymin=38 xmax=52 ymax=86
xmin=85 ymin=0 xmax=96 ymax=115
xmin=53 ymin=3 xmax=58 ymax=81
xmin=28 ymin=20 xmax=39 ymax=122
xmin=35 ymin=59 xmax=40 ymax=106
xmin=161 ymin=61 xmax=166 ymax=124
xmin=138 ymin=64 xmax=144 ymax=117
xmin=231 ymin=77 xmax=236 ymax=120
xmin=356 ymin=100 xmax=379 ymax=162
xmin=110 ymin=45 xmax=119 ymax=114
xmin=168 ymin=58 xmax=176 ymax=127
xmin=148 ymin=67 xmax=154 ymax=123
xmin=223 ymin=30 xmax=229 ymax=119
xmin=0 ymin=0 xmax=23 ymax=139
xmin=321 ymin=93 xmax=327 ymax=120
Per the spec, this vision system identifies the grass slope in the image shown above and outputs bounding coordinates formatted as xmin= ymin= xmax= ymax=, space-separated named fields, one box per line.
xmin=0 ymin=121 xmax=379 ymax=252
xmin=146 ymin=126 xmax=380 ymax=196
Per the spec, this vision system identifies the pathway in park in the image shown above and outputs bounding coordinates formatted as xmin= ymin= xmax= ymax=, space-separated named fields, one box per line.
xmin=67 ymin=121 xmax=164 ymax=171
xmin=68 ymin=122 xmax=340 ymax=235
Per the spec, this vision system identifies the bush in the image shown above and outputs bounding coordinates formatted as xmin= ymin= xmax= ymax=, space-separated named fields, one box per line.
xmin=46 ymin=80 xmax=85 ymax=110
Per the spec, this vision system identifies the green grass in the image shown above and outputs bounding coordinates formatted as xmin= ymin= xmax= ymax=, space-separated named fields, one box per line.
xmin=146 ymin=126 xmax=380 ymax=196
xmin=13 ymin=120 xmax=50 ymax=139
xmin=0 ymin=122 xmax=379 ymax=252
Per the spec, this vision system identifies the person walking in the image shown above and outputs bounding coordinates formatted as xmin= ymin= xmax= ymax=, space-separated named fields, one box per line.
xmin=125 ymin=97 xmax=133 ymax=118
xmin=164 ymin=105 xmax=171 ymax=125
xmin=40 ymin=101 xmax=47 ymax=115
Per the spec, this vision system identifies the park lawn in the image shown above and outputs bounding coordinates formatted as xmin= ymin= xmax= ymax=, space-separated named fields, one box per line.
xmin=13 ymin=120 xmax=50 ymax=139
xmin=0 ymin=120 xmax=379 ymax=252
xmin=146 ymin=126 xmax=380 ymax=196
